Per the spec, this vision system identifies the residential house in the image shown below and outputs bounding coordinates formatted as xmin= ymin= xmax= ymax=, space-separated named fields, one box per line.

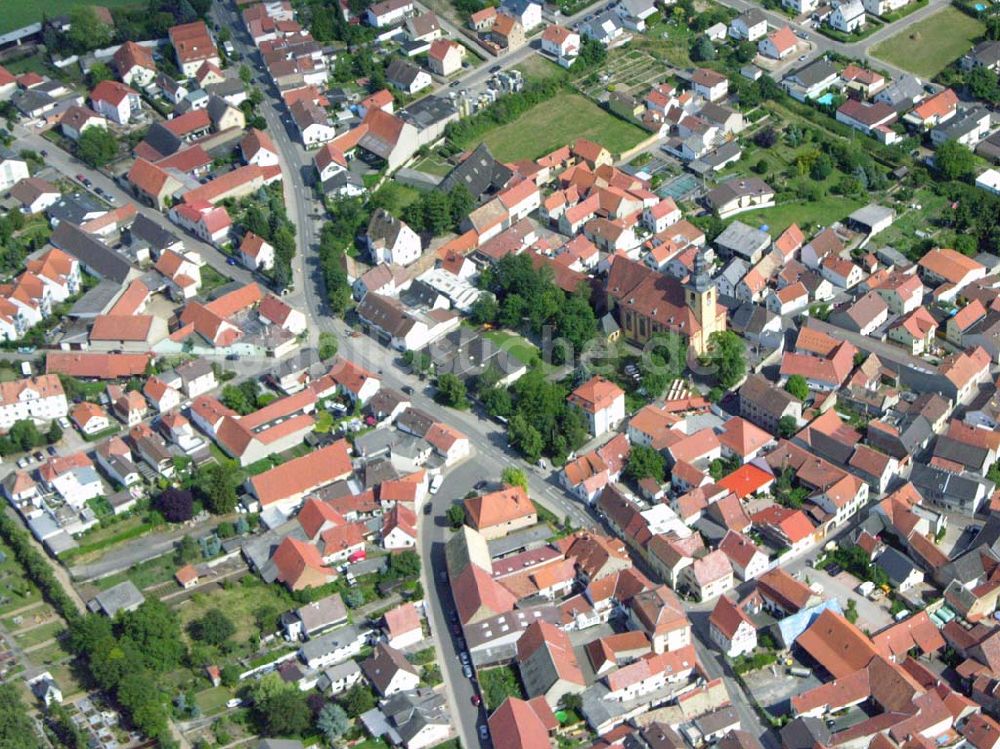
xmin=830 ymin=0 xmax=865 ymax=32
xmin=90 ymin=80 xmax=140 ymax=125
xmin=568 ymin=376 xmax=625 ymax=437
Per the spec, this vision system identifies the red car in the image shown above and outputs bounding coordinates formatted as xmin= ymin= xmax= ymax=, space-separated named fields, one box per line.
xmin=471 ymin=695 xmax=481 ymax=707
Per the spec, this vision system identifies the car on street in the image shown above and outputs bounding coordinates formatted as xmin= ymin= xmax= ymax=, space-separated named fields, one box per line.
xmin=450 ymin=622 xmax=461 ymax=634
xmin=825 ymin=563 xmax=843 ymax=577
xmin=798 ymin=54 xmax=807 ymax=61
xmin=57 ymin=417 xmax=70 ymax=430
xmin=479 ymin=725 xmax=489 ymax=740
xmin=490 ymin=64 xmax=501 ymax=72
xmin=33 ymin=452 xmax=44 ymax=462
xmin=402 ymin=385 xmax=414 ymax=395
xmin=16 ymin=458 xmax=27 ymax=469
xmin=459 ymin=651 xmax=469 ymax=665
xmin=82 ymin=177 xmax=92 ymax=187
xmin=39 ymin=150 xmax=47 ymax=157
xmin=423 ymin=503 xmax=431 ymax=515
xmin=46 ymin=446 xmax=57 ymax=456
xmin=438 ymin=570 xmax=447 ymax=583
xmin=450 ymin=80 xmax=461 ymax=87
xmin=449 ymin=609 xmax=459 ymax=623
xmin=76 ymin=174 xmax=86 ymax=182
xmin=430 ymin=474 xmax=443 ymax=494
xmin=227 ymin=257 xmax=238 ymax=266
xmin=471 ymin=695 xmax=481 ymax=706
xmin=474 ymin=480 xmax=488 ymax=491
xmin=462 ymin=664 xmax=473 ymax=678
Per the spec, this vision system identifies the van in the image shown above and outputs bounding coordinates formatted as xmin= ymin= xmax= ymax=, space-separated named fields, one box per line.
xmin=20 ymin=362 xmax=31 ymax=376
xmin=430 ymin=474 xmax=444 ymax=494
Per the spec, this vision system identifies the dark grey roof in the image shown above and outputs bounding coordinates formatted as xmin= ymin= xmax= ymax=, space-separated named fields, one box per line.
xmin=47 ymin=192 xmax=105 ymax=226
xmin=51 ymin=222 xmax=134 ymax=284
xmin=257 ymin=739 xmax=305 ymax=749
xmin=379 ymin=689 xmax=448 ymax=744
xmin=730 ymin=302 xmax=777 ymax=337
xmin=141 ymin=122 xmax=183 ymax=159
xmin=205 ymin=78 xmax=245 ymax=98
xmin=386 ymin=58 xmax=423 ymax=88
xmin=207 ymin=94 xmax=233 ymax=127
xmin=399 ymin=95 xmax=459 ymax=130
xmin=12 ymin=89 xmax=55 ymax=115
xmin=876 ymin=74 xmax=924 ymax=110
xmin=90 ymin=580 xmax=144 ymax=617
xmin=365 ymin=389 xmax=410 ymax=423
xmin=786 ymin=59 xmax=838 ymax=88
xmin=299 ymin=624 xmax=364 ymax=664
xmin=934 ymin=434 xmax=990 ymax=471
xmin=910 ymin=462 xmax=990 ymax=503
xmin=735 ymin=8 xmax=766 ymax=26
xmin=780 ymin=717 xmax=831 ymax=749
xmin=367 ymin=208 xmax=405 ymax=248
xmin=932 ymin=106 xmax=991 ymax=141
xmin=360 ymin=643 xmax=418 ymax=694
xmin=714 ymin=221 xmax=770 ymax=256
xmin=707 ymin=178 xmax=773 ymax=210
xmin=875 ymin=547 xmax=920 ymax=587
xmin=438 ymin=142 xmax=512 ymax=200
xmin=127 ymin=213 xmax=181 ymax=252
xmin=68 ymin=279 xmax=121 ymax=318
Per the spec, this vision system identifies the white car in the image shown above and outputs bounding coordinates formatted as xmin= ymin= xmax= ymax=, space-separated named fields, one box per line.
xmin=430 ymin=474 xmax=444 ymax=494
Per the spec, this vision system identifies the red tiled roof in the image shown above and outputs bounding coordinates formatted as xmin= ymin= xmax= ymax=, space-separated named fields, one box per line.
xmin=250 ymin=440 xmax=352 ymax=506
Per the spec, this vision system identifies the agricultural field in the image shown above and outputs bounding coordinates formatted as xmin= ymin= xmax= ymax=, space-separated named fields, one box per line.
xmin=476 ymin=93 xmax=646 ymax=161
xmin=0 ymin=0 xmax=140 ymax=34
xmin=870 ymin=6 xmax=985 ymax=78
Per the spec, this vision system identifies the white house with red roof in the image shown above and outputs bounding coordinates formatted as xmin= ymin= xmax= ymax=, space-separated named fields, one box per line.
xmin=568 ymin=376 xmax=625 ymax=438
xmin=427 ymin=39 xmax=465 ymax=76
xmin=169 ymin=21 xmax=220 ymax=77
xmin=113 ymin=41 xmax=157 ymax=88
xmin=383 ymin=602 xmax=422 ymax=649
xmin=143 ymin=376 xmax=182 ymax=413
xmin=169 ymin=201 xmax=232 ymax=246
xmin=59 ymin=105 xmax=108 ymax=142
xmin=642 ymin=198 xmax=681 ymax=234
xmin=541 ymin=24 xmax=580 ymax=66
xmin=71 ymin=402 xmax=111 ymax=436
xmin=238 ymin=232 xmax=275 ymax=272
xmin=718 ymin=530 xmax=768 ymax=580
xmin=328 ymin=358 xmax=381 ymax=404
xmin=708 ymin=594 xmax=757 ymax=657
xmin=425 ymin=422 xmax=470 ymax=464
xmin=241 ymin=128 xmax=279 ymax=167
xmin=382 ymin=504 xmax=417 ymax=550
xmin=90 ymin=80 xmax=141 ymax=125
xmin=259 ymin=295 xmax=307 ymax=336
xmin=155 ymin=248 xmax=202 ymax=300
xmin=758 ymin=26 xmax=797 ymax=59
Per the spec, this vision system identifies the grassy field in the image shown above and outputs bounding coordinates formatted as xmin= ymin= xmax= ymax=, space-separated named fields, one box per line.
xmin=515 ymin=55 xmax=567 ymax=84
xmin=411 ymin=154 xmax=453 ymax=178
xmin=13 ymin=620 xmax=65 ymax=649
xmin=870 ymin=6 xmax=984 ymax=78
xmin=195 ymin=685 xmax=236 ymax=716
xmin=732 ymin=196 xmax=866 ymax=237
xmin=474 ymin=93 xmax=646 ymax=162
xmin=0 ymin=0 xmax=141 ymax=34
xmin=175 ymin=578 xmax=294 ymax=644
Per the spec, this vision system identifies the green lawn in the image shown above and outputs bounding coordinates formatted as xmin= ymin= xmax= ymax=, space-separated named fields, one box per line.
xmin=731 ymin=195 xmax=866 ymax=237
xmin=870 ymin=6 xmax=985 ymax=78
xmin=195 ymin=685 xmax=236 ymax=716
xmin=0 ymin=541 xmax=41 ymax=615
xmin=515 ymin=55 xmax=567 ymax=85
xmin=372 ymin=181 xmax=424 ymax=213
xmin=483 ymin=329 xmax=540 ymax=366
xmin=175 ymin=577 xmax=294 ymax=644
xmin=471 ymin=93 xmax=646 ymax=162
xmin=412 ymin=154 xmax=453 ymax=178
xmin=0 ymin=0 xmax=142 ymax=34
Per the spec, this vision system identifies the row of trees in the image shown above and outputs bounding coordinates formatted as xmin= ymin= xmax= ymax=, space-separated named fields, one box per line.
xmin=0 ymin=418 xmax=61 ymax=456
xmin=233 ymin=187 xmax=297 ymax=290
xmin=318 ymin=199 xmax=366 ymax=317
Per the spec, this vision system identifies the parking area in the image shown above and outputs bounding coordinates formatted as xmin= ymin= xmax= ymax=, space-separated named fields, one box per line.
xmin=785 ymin=560 xmax=894 ymax=633
xmin=742 ymin=660 xmax=823 ymax=713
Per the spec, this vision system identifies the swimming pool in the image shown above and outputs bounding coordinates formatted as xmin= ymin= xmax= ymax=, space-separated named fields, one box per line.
xmin=816 ymin=92 xmax=835 ymax=105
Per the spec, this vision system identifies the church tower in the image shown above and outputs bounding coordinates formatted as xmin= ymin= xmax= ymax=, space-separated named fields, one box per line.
xmin=684 ymin=246 xmax=722 ymax=354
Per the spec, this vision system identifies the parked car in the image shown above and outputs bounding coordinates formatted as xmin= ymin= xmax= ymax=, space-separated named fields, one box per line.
xmin=57 ymin=417 xmax=70 ymax=430
xmin=462 ymin=664 xmax=473 ymax=678
xmin=490 ymin=64 xmax=501 ymax=72
xmin=825 ymin=563 xmax=843 ymax=577
xmin=479 ymin=725 xmax=489 ymax=740
xmin=226 ymin=257 xmax=238 ymax=266
xmin=402 ymin=385 xmax=414 ymax=395
xmin=430 ymin=474 xmax=443 ymax=494
xmin=474 ymin=480 xmax=488 ymax=491
xmin=471 ymin=694 xmax=481 ymax=706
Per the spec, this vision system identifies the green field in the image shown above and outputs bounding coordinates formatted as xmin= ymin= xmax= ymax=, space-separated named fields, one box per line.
xmin=473 ymin=93 xmax=647 ymax=162
xmin=0 ymin=0 xmax=142 ymax=34
xmin=870 ymin=6 xmax=985 ymax=78
xmin=483 ymin=329 xmax=540 ymax=366
xmin=175 ymin=577 xmax=294 ymax=644
xmin=732 ymin=195 xmax=866 ymax=237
